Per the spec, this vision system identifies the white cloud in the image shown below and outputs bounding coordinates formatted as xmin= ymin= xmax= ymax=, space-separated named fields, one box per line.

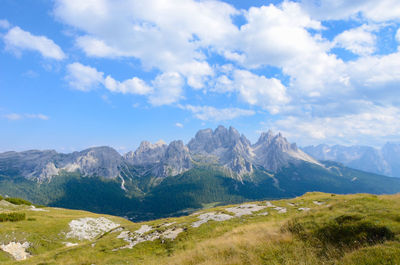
xmin=229 ymin=2 xmax=325 ymax=68
xmin=75 ymin=35 xmax=123 ymax=58
xmin=66 ymin=63 xmax=182 ymax=105
xmin=3 ymin=113 xmax=49 ymax=121
xmin=333 ymin=25 xmax=377 ymax=55
xmin=396 ymin=28 xmax=400 ymax=43
xmin=220 ymin=2 xmax=347 ymax=100
xmin=104 ymin=76 xmax=152 ymax=95
xmin=0 ymin=19 xmax=10 ymax=29
xmin=183 ymin=105 xmax=255 ymax=121
xmin=3 ymin=113 xmax=22 ymax=120
xmin=4 ymin=26 xmax=66 ymax=60
xmin=53 ymin=0 xmax=235 ymax=88
xmin=348 ymin=52 xmax=400 ymax=89
xmin=66 ymin=62 xmax=104 ymax=91
xmin=148 ymin=72 xmax=184 ymax=106
xmin=215 ymin=70 xmax=290 ymax=114
xmin=175 ymin=122 xmax=184 ymax=128
xmin=300 ymin=0 xmax=400 ymax=22
xmin=270 ymin=105 xmax=400 ymax=146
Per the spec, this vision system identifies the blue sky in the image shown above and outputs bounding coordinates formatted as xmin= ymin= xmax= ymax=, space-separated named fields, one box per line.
xmin=1 ymin=0 xmax=400 ymax=152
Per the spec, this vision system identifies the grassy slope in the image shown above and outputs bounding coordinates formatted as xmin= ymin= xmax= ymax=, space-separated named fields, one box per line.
xmin=0 ymin=192 xmax=399 ymax=265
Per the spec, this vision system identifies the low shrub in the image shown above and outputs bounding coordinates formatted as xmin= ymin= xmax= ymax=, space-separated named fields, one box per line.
xmin=5 ymin=197 xmax=32 ymax=206
xmin=287 ymin=214 xmax=394 ymax=247
xmin=0 ymin=212 xmax=26 ymax=222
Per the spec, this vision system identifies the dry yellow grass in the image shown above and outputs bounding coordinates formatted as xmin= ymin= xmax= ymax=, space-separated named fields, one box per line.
xmin=156 ymin=221 xmax=318 ymax=265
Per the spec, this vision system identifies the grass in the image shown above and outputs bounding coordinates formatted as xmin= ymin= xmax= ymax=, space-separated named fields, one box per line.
xmin=0 ymin=212 xmax=25 ymax=222
xmin=0 ymin=192 xmax=399 ymax=264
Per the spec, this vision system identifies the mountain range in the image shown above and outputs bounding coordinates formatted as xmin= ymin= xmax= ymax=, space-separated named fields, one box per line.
xmin=1 ymin=125 xmax=400 ymax=221
xmin=302 ymin=143 xmax=400 ymax=178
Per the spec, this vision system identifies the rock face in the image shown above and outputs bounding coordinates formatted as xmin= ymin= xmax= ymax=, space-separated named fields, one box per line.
xmin=0 ymin=146 xmax=125 ymax=182
xmin=63 ymin=146 xmax=125 ymax=179
xmin=252 ymin=131 xmax=319 ymax=172
xmin=302 ymin=143 xmax=400 ymax=178
xmin=0 ymin=126 xmax=320 ymax=182
xmin=124 ymin=141 xmax=167 ymax=165
xmin=187 ymin=126 xmax=253 ymax=176
xmin=124 ymin=140 xmax=192 ymax=178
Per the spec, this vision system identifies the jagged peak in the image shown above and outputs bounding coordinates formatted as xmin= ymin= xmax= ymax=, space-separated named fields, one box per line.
xmin=256 ymin=130 xmax=274 ymax=145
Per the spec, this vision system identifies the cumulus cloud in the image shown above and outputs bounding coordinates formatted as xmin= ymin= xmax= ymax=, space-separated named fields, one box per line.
xmin=182 ymin=105 xmax=255 ymax=121
xmin=215 ymin=70 xmax=289 ymax=114
xmin=66 ymin=63 xmax=104 ymax=91
xmin=53 ymin=0 xmax=235 ymax=89
xmin=148 ymin=72 xmax=184 ymax=106
xmin=175 ymin=122 xmax=184 ymax=128
xmin=66 ymin=63 xmax=183 ymax=105
xmin=4 ymin=26 xmax=66 ymax=60
xmin=333 ymin=25 xmax=377 ymax=56
xmin=228 ymin=2 xmax=324 ymax=68
xmin=3 ymin=113 xmax=49 ymax=121
xmin=270 ymin=105 xmax=400 ymax=146
xmin=396 ymin=28 xmax=400 ymax=43
xmin=299 ymin=0 xmax=400 ymax=21
xmin=104 ymin=76 xmax=152 ymax=95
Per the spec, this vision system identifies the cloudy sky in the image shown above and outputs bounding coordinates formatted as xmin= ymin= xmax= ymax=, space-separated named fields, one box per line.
xmin=1 ymin=0 xmax=400 ymax=152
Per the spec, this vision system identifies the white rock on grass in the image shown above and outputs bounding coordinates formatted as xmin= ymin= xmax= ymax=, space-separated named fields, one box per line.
xmin=162 ymin=222 xmax=177 ymax=227
xmin=226 ymin=204 xmax=266 ymax=217
xmin=298 ymin=207 xmax=311 ymax=211
xmin=191 ymin=212 xmax=234 ymax=228
xmin=135 ymin=224 xmax=152 ymax=235
xmin=63 ymin=242 xmax=78 ymax=247
xmin=162 ymin=228 xmax=184 ymax=240
xmin=258 ymin=212 xmax=269 ymax=216
xmin=265 ymin=201 xmax=276 ymax=207
xmin=287 ymin=203 xmax=296 ymax=207
xmin=116 ymin=225 xmax=184 ymax=250
xmin=0 ymin=242 xmax=31 ymax=261
xmin=313 ymin=201 xmax=325 ymax=206
xmin=273 ymin=207 xmax=287 ymax=213
xmin=29 ymin=205 xmax=48 ymax=212
xmin=66 ymin=217 xmax=119 ymax=240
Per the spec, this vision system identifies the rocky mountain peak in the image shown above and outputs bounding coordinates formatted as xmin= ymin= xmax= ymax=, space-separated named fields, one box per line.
xmin=124 ymin=140 xmax=167 ymax=166
xmin=256 ymin=130 xmax=274 ymax=145
xmin=253 ymin=131 xmax=318 ymax=172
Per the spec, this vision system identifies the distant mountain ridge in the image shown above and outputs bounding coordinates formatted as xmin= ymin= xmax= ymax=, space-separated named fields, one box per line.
xmin=0 ymin=125 xmax=318 ymax=183
xmin=302 ymin=143 xmax=400 ymax=178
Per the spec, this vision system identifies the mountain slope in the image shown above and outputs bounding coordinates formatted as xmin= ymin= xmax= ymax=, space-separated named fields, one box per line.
xmin=302 ymin=143 xmax=400 ymax=178
xmin=0 ymin=193 xmax=399 ymax=264
xmin=1 ymin=161 xmax=400 ymax=222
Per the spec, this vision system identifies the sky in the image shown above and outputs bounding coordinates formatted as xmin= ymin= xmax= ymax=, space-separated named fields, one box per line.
xmin=1 ymin=0 xmax=400 ymax=153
